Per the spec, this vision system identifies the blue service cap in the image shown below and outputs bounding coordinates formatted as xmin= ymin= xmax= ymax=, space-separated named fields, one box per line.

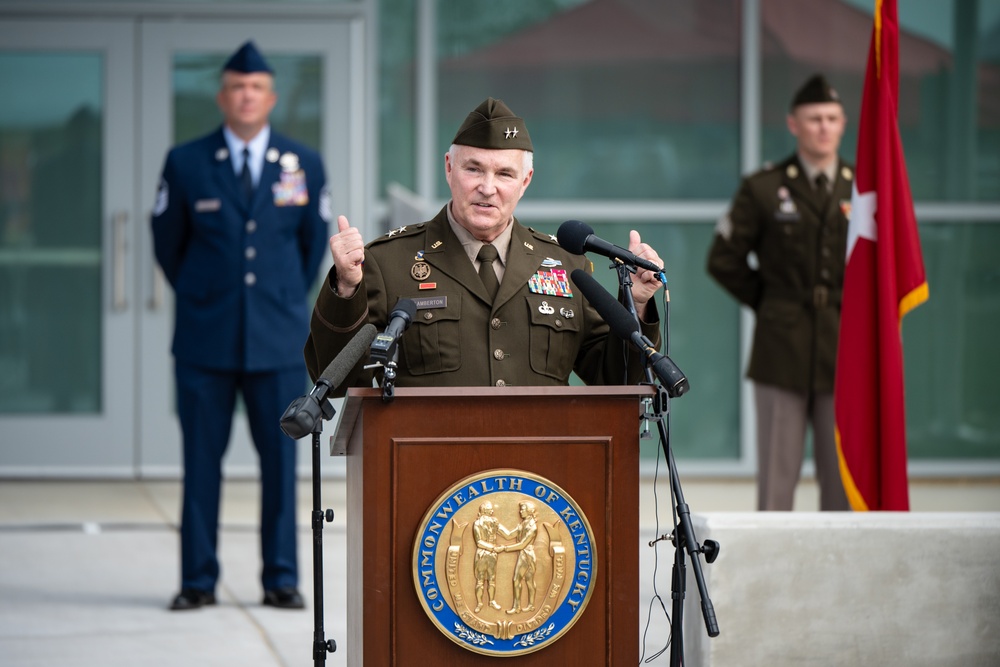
xmin=222 ymin=40 xmax=274 ymax=75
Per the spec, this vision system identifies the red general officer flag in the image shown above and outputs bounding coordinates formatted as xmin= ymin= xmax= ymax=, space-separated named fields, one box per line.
xmin=835 ymin=0 xmax=929 ymax=512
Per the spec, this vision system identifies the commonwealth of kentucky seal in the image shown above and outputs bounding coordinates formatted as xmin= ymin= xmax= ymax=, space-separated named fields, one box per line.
xmin=412 ymin=469 xmax=597 ymax=657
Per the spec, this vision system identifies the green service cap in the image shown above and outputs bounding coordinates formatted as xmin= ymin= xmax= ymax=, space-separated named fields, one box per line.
xmin=452 ymin=97 xmax=533 ymax=152
xmin=791 ymin=74 xmax=841 ymax=109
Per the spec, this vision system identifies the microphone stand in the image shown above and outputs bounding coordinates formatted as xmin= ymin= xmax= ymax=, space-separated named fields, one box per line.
xmin=381 ymin=349 xmax=399 ymax=403
xmin=282 ymin=388 xmax=339 ymax=665
xmin=613 ymin=261 xmax=720 ymax=666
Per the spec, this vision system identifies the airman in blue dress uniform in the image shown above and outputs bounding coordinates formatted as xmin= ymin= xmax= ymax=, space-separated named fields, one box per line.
xmin=152 ymin=40 xmax=330 ymax=610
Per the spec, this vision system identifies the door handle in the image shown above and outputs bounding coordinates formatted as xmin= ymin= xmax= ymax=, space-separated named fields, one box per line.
xmin=112 ymin=210 xmax=128 ymax=312
xmin=149 ymin=263 xmax=165 ymax=311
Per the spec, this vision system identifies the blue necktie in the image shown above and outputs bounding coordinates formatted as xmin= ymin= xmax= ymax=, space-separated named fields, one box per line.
xmin=240 ymin=147 xmax=253 ymax=201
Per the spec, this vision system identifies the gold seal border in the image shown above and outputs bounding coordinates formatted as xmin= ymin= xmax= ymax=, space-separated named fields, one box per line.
xmin=411 ymin=468 xmax=598 ymax=657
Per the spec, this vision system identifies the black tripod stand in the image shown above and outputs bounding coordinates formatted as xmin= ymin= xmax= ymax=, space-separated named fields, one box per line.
xmin=279 ymin=323 xmax=377 ymax=665
xmin=279 ymin=388 xmax=339 ymax=665
xmin=613 ymin=262 xmax=720 ymax=665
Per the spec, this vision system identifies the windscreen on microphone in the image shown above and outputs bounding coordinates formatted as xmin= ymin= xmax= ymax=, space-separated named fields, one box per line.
xmin=319 ymin=323 xmax=378 ymax=390
xmin=570 ymin=269 xmax=640 ymax=340
xmin=556 ymin=219 xmax=594 ymax=256
xmin=390 ymin=297 xmax=417 ymax=326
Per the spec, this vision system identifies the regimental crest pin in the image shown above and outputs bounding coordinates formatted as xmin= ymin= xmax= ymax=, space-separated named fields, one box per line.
xmin=412 ymin=469 xmax=597 ymax=657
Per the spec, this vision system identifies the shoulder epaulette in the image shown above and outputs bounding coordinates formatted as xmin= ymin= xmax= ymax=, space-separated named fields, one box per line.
xmin=525 ymin=226 xmax=561 ymax=246
xmin=368 ymin=222 xmax=425 ymax=246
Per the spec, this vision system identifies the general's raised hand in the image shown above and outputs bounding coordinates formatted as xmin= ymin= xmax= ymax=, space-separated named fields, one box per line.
xmin=628 ymin=230 xmax=664 ymax=319
xmin=329 ymin=215 xmax=365 ymax=297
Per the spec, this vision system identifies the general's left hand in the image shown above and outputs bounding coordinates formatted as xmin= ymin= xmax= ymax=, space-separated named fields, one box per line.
xmin=628 ymin=230 xmax=664 ymax=321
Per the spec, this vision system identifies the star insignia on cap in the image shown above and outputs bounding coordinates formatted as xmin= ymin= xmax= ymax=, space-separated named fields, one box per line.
xmin=504 ymin=127 xmax=519 ymax=139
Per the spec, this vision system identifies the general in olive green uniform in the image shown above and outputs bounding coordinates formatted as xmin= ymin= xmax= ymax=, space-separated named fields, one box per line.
xmin=707 ymin=74 xmax=852 ymax=511
xmin=305 ymin=97 xmax=662 ymax=392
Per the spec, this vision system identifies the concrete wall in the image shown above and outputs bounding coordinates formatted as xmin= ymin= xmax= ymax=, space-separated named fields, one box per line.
xmin=679 ymin=513 xmax=1000 ymax=667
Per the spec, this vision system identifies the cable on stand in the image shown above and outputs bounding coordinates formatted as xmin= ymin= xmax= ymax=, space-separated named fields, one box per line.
xmin=614 ymin=261 xmax=720 ymax=666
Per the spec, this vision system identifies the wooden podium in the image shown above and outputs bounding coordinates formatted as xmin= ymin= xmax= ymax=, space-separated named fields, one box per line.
xmin=331 ymin=385 xmax=653 ymax=666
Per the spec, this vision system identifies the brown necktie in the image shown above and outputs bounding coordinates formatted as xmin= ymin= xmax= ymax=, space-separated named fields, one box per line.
xmin=477 ymin=244 xmax=500 ymax=301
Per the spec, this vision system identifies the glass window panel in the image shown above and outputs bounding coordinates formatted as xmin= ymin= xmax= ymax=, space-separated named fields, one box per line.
xmin=436 ymin=0 xmax=742 ymax=200
xmin=532 ymin=220 xmax=741 ymax=460
xmin=379 ymin=0 xmax=418 ymax=196
xmin=0 ymin=53 xmax=103 ymax=414
xmin=765 ymin=0 xmax=1000 ymax=201
xmin=905 ymin=221 xmax=1000 ymax=460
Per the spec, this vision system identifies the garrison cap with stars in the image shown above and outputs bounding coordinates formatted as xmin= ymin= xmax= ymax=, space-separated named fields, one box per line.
xmin=791 ymin=73 xmax=841 ymax=109
xmin=222 ymin=40 xmax=274 ymax=75
xmin=452 ymin=97 xmax=533 ymax=152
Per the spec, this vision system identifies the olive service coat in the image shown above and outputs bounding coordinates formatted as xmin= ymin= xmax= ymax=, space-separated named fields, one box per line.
xmin=706 ymin=154 xmax=853 ymax=393
xmin=152 ymin=127 xmax=329 ymax=372
xmin=304 ymin=206 xmax=661 ymax=392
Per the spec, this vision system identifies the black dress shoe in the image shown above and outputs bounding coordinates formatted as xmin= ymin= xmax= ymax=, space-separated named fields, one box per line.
xmin=169 ymin=588 xmax=216 ymax=611
xmin=262 ymin=587 xmax=305 ymax=609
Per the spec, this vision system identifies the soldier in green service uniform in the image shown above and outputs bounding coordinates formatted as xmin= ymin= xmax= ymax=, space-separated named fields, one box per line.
xmin=304 ymin=97 xmax=665 ymax=391
xmin=707 ymin=74 xmax=853 ymax=512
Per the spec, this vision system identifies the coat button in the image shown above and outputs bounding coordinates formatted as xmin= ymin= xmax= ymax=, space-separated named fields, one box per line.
xmin=554 ymin=318 xmax=563 ymax=328
xmin=246 ymin=219 xmax=257 ymax=233
xmin=820 ymin=268 xmax=831 ymax=280
xmin=423 ymin=312 xmax=434 ymax=320
xmin=245 ymin=272 xmax=256 ymax=286
xmin=245 ymin=246 xmax=256 ymax=260
xmin=491 ymin=318 xmax=502 ymax=330
xmin=493 ymin=349 xmax=504 ymax=360
xmin=495 ymin=379 xmax=506 ymax=387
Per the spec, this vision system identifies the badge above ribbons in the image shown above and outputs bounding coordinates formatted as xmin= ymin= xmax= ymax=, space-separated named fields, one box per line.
xmin=412 ymin=469 xmax=597 ymax=657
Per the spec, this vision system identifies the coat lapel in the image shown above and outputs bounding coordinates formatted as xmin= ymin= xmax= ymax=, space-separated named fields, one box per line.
xmin=421 ymin=212 xmax=491 ymax=302
xmin=495 ymin=222 xmax=544 ymax=308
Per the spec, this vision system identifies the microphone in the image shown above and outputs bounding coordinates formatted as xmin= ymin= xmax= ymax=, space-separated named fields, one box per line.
xmin=369 ymin=298 xmax=417 ymax=365
xmin=280 ymin=323 xmax=378 ymax=439
xmin=570 ymin=269 xmax=689 ymax=397
xmin=557 ymin=219 xmax=664 ymax=275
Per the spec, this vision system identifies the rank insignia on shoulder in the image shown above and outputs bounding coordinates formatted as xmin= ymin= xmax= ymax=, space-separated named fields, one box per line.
xmin=528 ymin=268 xmax=572 ymax=298
xmin=152 ymin=180 xmax=169 ymax=217
xmin=387 ymin=225 xmax=407 ymax=237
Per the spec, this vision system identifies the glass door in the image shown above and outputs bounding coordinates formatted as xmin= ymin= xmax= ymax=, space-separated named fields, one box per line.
xmin=0 ymin=20 xmax=137 ymax=475
xmin=137 ymin=19 xmax=363 ymax=477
